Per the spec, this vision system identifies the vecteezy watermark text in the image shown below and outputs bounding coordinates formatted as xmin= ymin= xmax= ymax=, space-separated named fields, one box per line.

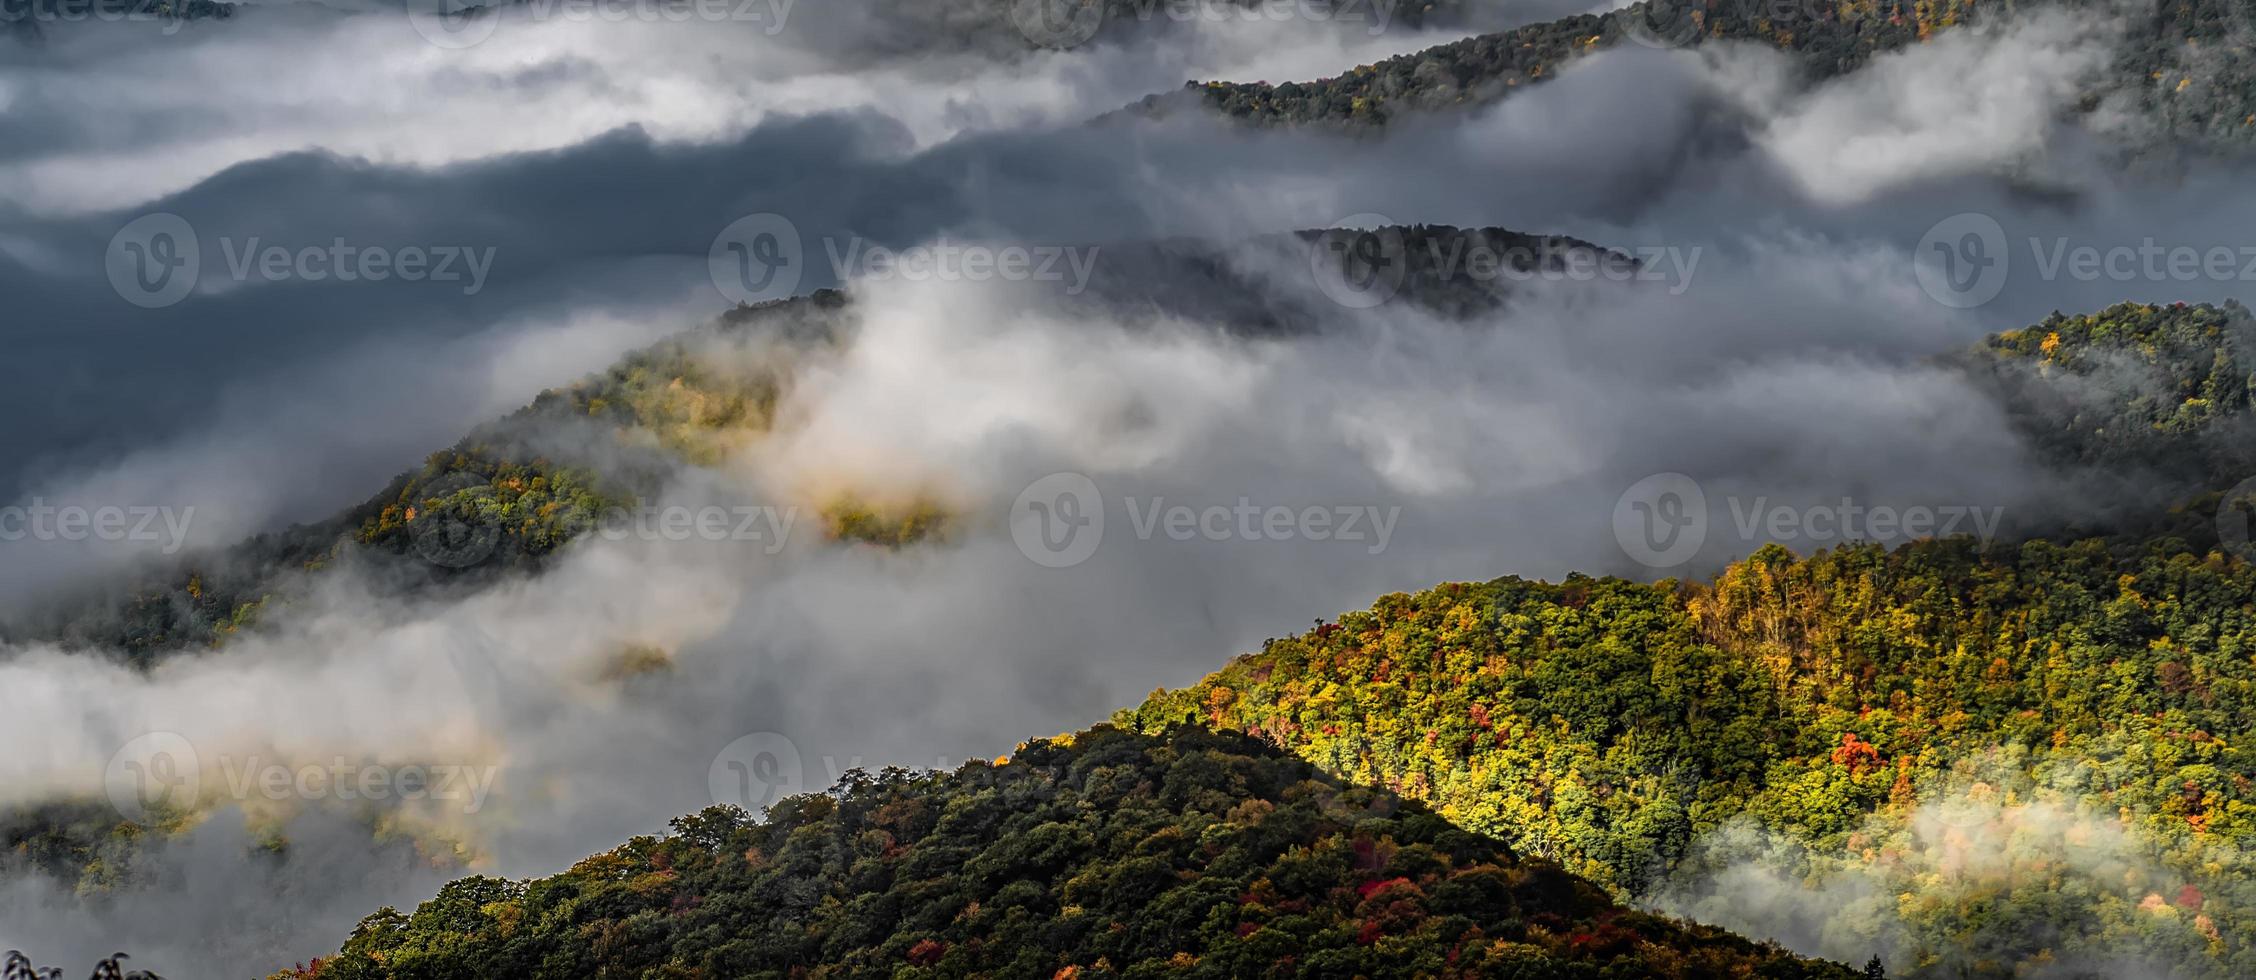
xmin=107 ymin=213 xmax=498 ymax=309
xmin=708 ymin=731 xmax=1010 ymax=811
xmin=2214 ymin=475 xmax=2256 ymax=563
xmin=406 ymin=500 xmax=799 ymax=571
xmin=1010 ymin=0 xmax=1401 ymax=50
xmin=1008 ymin=472 xmax=1399 ymax=568
xmin=824 ymin=237 xmax=1100 ymax=296
xmin=1612 ymin=473 xmax=2005 ymax=568
xmin=0 ymin=499 xmax=194 ymax=555
xmin=0 ymin=0 xmax=196 ymax=35
xmin=407 ymin=0 xmax=796 ymax=50
xmin=708 ymin=212 xmax=1101 ymax=306
xmin=1620 ymin=0 xmax=1931 ymax=50
xmin=209 ymin=757 xmax=498 ymax=813
xmin=1308 ymin=217 xmax=1701 ymax=309
xmin=593 ymin=502 xmax=798 ymax=553
xmin=104 ymin=732 xmax=498 ymax=823
xmin=1916 ymin=211 xmax=2256 ymax=309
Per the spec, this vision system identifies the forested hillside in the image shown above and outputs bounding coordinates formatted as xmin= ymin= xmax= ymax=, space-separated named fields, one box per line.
xmin=276 ymin=298 xmax=2256 ymax=977
xmin=1177 ymin=0 xmax=2256 ymax=142
xmin=25 ymin=0 xmax=2256 ymax=974
xmin=9 ymin=227 xmax=1622 ymax=661
xmin=2 ymin=291 xmax=849 ymax=660
xmin=291 ymin=725 xmax=1862 ymax=980
xmin=1961 ymin=300 xmax=2256 ymax=486
xmin=1119 ymin=536 xmax=2256 ymax=976
xmin=1 ymin=227 xmax=1634 ymax=914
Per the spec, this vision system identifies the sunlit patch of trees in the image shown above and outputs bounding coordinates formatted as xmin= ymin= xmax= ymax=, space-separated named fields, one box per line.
xmin=8 ymin=293 xmax=856 ymax=660
xmin=823 ymin=495 xmax=956 ymax=548
xmin=1960 ymin=300 xmax=2256 ymax=484
xmin=1118 ymin=533 xmax=2256 ymax=976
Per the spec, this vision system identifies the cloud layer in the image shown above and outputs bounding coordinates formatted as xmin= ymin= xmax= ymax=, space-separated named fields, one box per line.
xmin=8 ymin=5 xmax=2256 ymax=974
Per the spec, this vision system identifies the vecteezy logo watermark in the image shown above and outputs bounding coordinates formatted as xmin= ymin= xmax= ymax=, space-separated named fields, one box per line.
xmin=106 ymin=213 xmax=499 ymax=309
xmin=104 ymin=732 xmax=201 ymax=824
xmin=1010 ymin=0 xmax=1107 ymax=48
xmin=710 ymin=213 xmax=805 ymax=306
xmin=1618 ymin=0 xmax=1705 ymax=49
xmin=709 ymin=212 xmax=1103 ymax=305
xmin=1917 ymin=211 xmax=2256 ymax=309
xmin=407 ymin=472 xmax=503 ymax=570
xmin=1613 ymin=472 xmax=1707 ymax=568
xmin=0 ymin=499 xmax=195 ymax=555
xmin=593 ymin=502 xmax=799 ymax=554
xmin=2215 ymin=475 xmax=2256 ymax=563
xmin=406 ymin=0 xmax=796 ymax=50
xmin=1915 ymin=212 xmax=2010 ymax=309
xmin=709 ymin=731 xmax=805 ymax=810
xmin=1012 ymin=472 xmax=1107 ymax=568
xmin=1008 ymin=472 xmax=1401 ymax=568
xmin=106 ymin=213 xmax=200 ymax=309
xmin=1914 ymin=212 xmax=2010 ymax=309
xmin=403 ymin=0 xmax=497 ymax=48
xmin=104 ymin=732 xmax=499 ymax=821
xmin=1615 ymin=473 xmax=2007 ymax=569
xmin=1310 ymin=217 xmax=1408 ymax=310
